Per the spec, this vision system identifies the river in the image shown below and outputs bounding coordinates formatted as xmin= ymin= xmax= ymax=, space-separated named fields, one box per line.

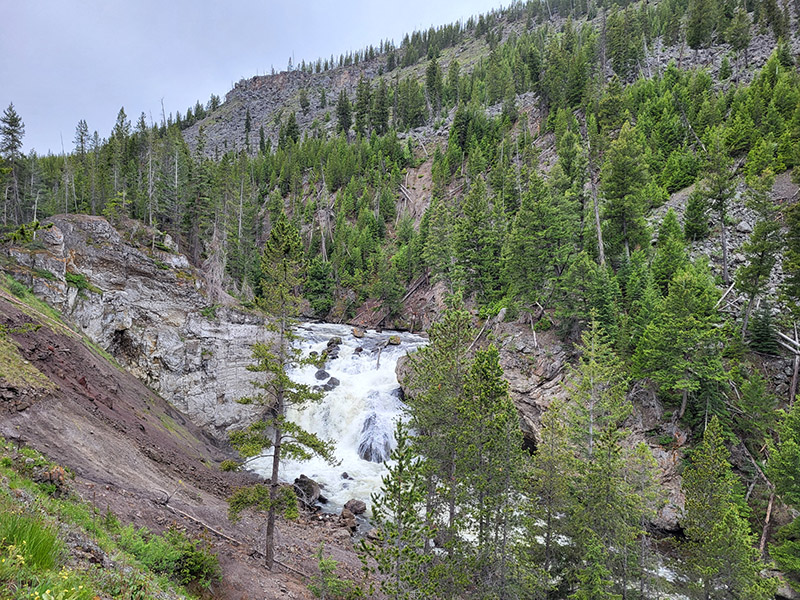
xmin=249 ymin=322 xmax=426 ymax=510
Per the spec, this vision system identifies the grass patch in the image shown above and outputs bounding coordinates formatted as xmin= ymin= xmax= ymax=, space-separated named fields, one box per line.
xmin=0 ymin=505 xmax=64 ymax=570
xmin=0 ymin=331 xmax=54 ymax=390
xmin=64 ymin=272 xmax=101 ymax=294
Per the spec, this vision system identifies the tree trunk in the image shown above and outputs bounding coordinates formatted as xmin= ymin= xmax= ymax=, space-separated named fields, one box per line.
xmin=721 ymin=215 xmax=730 ymax=285
xmin=265 ymin=422 xmax=281 ymax=569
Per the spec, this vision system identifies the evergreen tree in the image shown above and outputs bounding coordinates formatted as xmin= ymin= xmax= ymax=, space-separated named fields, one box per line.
xmin=698 ymin=129 xmax=735 ymax=285
xmin=425 ymin=57 xmax=444 ymax=116
xmin=749 ymin=303 xmax=780 ymax=354
xmin=227 ymin=212 xmax=336 ymax=569
xmin=635 ymin=263 xmax=724 ymax=424
xmin=336 ymin=89 xmax=352 ymax=134
xmin=455 ymin=177 xmax=502 ymax=299
xmin=565 ymin=319 xmax=630 ymax=461
xmin=521 ymin=400 xmax=574 ymax=599
xmin=684 ymin=190 xmax=710 ymax=241
xmin=359 ymin=423 xmax=434 ymax=600
xmin=0 ymin=103 xmax=25 ymax=224
xmin=459 ymin=345 xmax=527 ymax=598
xmin=371 ymin=79 xmax=390 ymax=135
xmin=503 ymin=169 xmax=574 ymax=309
xmin=600 ymin=121 xmax=650 ymax=260
xmin=354 ymin=76 xmax=371 ymax=136
xmin=683 ymin=417 xmax=776 ymax=599
xmin=686 ymin=0 xmax=717 ymax=52
xmin=737 ymin=171 xmax=783 ymax=335
xmin=403 ymin=297 xmax=473 ymax=594
xmin=652 ymin=209 xmax=689 ymax=294
xmin=784 ymin=201 xmax=800 ymax=318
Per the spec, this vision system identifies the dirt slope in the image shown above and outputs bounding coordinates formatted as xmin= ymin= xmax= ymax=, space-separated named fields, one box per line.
xmin=0 ymin=291 xmax=364 ymax=599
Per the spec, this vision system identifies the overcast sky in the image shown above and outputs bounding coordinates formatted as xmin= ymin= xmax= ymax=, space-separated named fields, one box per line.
xmin=2 ymin=1 xmax=505 ymax=155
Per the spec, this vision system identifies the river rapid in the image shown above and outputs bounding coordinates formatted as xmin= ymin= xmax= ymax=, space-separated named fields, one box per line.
xmin=250 ymin=322 xmax=426 ymax=511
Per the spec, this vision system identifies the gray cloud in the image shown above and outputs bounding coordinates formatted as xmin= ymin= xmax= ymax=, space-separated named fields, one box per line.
xmin=1 ymin=0 xmax=504 ymax=154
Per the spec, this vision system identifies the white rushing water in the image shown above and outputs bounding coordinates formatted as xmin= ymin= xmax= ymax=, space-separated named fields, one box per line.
xmin=250 ymin=322 xmax=426 ymax=510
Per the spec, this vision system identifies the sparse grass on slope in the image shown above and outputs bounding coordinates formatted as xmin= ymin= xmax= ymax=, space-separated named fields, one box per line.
xmin=0 ymin=438 xmax=220 ymax=600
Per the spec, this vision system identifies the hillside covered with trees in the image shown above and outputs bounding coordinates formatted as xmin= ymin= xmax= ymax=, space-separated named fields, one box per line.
xmin=3 ymin=0 xmax=800 ymax=596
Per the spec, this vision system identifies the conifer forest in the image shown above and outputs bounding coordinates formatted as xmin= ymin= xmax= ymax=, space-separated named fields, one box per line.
xmin=3 ymin=0 xmax=800 ymax=598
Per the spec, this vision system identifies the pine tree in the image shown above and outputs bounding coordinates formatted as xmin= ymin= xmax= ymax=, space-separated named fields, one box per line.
xmin=454 ymin=178 xmax=502 ymax=299
xmin=336 ymin=89 xmax=352 ymax=134
xmin=783 ymin=201 xmax=800 ymax=318
xmin=459 ymin=345 xmax=527 ymax=598
xmin=565 ymin=319 xmax=630 ymax=461
xmin=227 ymin=212 xmax=336 ymax=569
xmin=521 ymin=400 xmax=574 ymax=599
xmin=737 ymin=171 xmax=783 ymax=336
xmin=371 ymin=79 xmax=390 ymax=135
xmin=0 ymin=103 xmax=25 ymax=225
xmin=600 ymin=121 xmax=650 ymax=260
xmin=652 ymin=209 xmax=689 ymax=294
xmin=683 ymin=417 xmax=776 ymax=599
xmin=354 ymin=76 xmax=371 ymax=136
xmin=635 ymin=263 xmax=724 ymax=424
xmin=359 ymin=423 xmax=434 ymax=600
xmin=402 ymin=297 xmax=473 ymax=593
xmin=686 ymin=0 xmax=717 ymax=52
xmin=698 ymin=128 xmax=735 ymax=285
xmin=684 ymin=190 xmax=710 ymax=241
xmin=503 ymin=169 xmax=574 ymax=309
xmin=425 ymin=57 xmax=443 ymax=117
xmin=749 ymin=303 xmax=780 ymax=355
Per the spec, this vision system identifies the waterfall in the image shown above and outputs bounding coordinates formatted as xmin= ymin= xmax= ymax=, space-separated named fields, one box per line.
xmin=249 ymin=322 xmax=426 ymax=510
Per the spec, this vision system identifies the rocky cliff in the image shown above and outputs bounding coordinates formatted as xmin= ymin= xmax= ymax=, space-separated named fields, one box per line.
xmin=5 ymin=214 xmax=270 ymax=436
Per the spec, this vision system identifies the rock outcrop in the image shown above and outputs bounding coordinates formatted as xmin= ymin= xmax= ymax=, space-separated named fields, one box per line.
xmin=6 ymin=214 xmax=270 ymax=436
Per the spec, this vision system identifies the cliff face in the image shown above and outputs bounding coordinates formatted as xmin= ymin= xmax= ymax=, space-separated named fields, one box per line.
xmin=7 ymin=214 xmax=269 ymax=436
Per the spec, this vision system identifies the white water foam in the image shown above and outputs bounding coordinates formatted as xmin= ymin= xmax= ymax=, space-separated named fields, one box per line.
xmin=250 ymin=322 xmax=426 ymax=511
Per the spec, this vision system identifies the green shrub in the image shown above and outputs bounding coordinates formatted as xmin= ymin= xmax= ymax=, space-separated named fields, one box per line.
xmin=200 ymin=305 xmax=218 ymax=319
xmin=219 ymin=460 xmax=240 ymax=472
xmin=118 ymin=525 xmax=220 ymax=588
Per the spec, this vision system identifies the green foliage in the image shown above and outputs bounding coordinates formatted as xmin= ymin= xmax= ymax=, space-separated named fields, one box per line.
xmin=749 ymin=303 xmax=779 ymax=354
xmin=634 ymin=262 xmax=724 ymax=422
xmin=358 ymin=423 xmax=434 ymax=600
xmin=600 ymin=121 xmax=650 ymax=260
xmin=684 ymin=190 xmax=710 ymax=241
xmin=6 ymin=275 xmax=29 ymax=298
xmin=683 ymin=417 xmax=776 ymax=599
xmin=309 ymin=545 xmax=361 ymax=599
xmin=0 ymin=509 xmax=63 ymax=571
xmin=64 ymin=272 xmax=99 ymax=293
xmin=117 ymin=525 xmax=221 ymax=588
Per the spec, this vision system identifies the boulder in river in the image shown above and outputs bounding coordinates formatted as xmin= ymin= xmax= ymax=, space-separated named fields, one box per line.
xmin=344 ymin=499 xmax=367 ymax=515
xmin=352 ymin=328 xmax=365 ymax=338
xmin=315 ymin=369 xmax=329 ymax=380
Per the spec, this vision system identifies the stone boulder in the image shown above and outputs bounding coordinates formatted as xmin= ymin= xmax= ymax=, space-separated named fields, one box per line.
xmin=293 ymin=474 xmax=321 ymax=504
xmin=344 ymin=499 xmax=366 ymax=515
xmin=339 ymin=508 xmax=357 ymax=531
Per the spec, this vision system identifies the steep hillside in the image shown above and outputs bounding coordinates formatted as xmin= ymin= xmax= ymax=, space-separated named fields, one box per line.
xmin=0 ymin=283 xmax=366 ymax=599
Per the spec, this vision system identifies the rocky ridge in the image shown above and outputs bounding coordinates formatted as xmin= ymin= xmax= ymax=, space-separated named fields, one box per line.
xmin=5 ymin=214 xmax=271 ymax=436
